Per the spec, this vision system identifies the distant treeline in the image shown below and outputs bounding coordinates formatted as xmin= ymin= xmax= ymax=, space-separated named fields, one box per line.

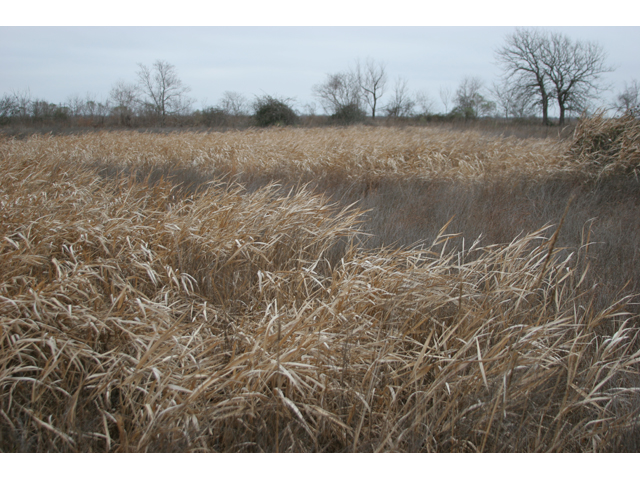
xmin=3 ymin=27 xmax=639 ymax=131
xmin=0 ymin=89 xmax=561 ymax=131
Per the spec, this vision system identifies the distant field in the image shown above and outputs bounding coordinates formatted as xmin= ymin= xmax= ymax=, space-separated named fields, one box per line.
xmin=2 ymin=120 xmax=640 ymax=452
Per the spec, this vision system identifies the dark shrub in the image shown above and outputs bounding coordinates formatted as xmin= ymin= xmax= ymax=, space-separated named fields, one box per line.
xmin=449 ymin=105 xmax=477 ymax=120
xmin=200 ymin=107 xmax=228 ymax=128
xmin=331 ymin=103 xmax=366 ymax=125
xmin=253 ymin=95 xmax=298 ymax=127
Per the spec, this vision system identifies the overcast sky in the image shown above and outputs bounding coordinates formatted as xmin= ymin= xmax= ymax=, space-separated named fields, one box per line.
xmin=3 ymin=3 xmax=640 ymax=115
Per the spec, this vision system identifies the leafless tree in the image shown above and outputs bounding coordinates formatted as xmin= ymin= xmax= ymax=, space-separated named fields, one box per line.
xmin=0 ymin=94 xmax=15 ymax=120
xmin=81 ymin=93 xmax=102 ymax=117
xmin=491 ymin=79 xmax=537 ymax=119
xmin=614 ymin=79 xmax=640 ymax=113
xmin=539 ymin=32 xmax=613 ymax=125
xmin=414 ymin=90 xmax=436 ymax=115
xmin=85 ymin=97 xmax=110 ymax=125
xmin=302 ymin=102 xmax=317 ymax=116
xmin=218 ymin=91 xmax=249 ymax=116
xmin=313 ymin=58 xmax=388 ymax=119
xmin=66 ymin=94 xmax=85 ymax=117
xmin=31 ymin=99 xmax=59 ymax=120
xmin=495 ymin=28 xmax=554 ymax=125
xmin=0 ymin=89 xmax=37 ymax=123
xmin=83 ymin=97 xmax=98 ymax=117
xmin=453 ymin=76 xmax=495 ymax=118
xmin=356 ymin=58 xmax=387 ymax=118
xmin=65 ymin=92 xmax=103 ymax=118
xmin=312 ymin=71 xmax=363 ymax=115
xmin=496 ymin=28 xmax=613 ymax=125
xmin=109 ymin=80 xmax=139 ymax=126
xmin=384 ymin=77 xmax=415 ymax=117
xmin=10 ymin=89 xmax=33 ymax=121
xmin=1 ymin=91 xmax=23 ymax=120
xmin=136 ymin=60 xmax=193 ymax=125
xmin=439 ymin=86 xmax=453 ymax=115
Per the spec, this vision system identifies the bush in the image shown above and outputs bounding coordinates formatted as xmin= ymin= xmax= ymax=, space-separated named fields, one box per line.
xmin=331 ymin=103 xmax=366 ymax=125
xmin=449 ymin=105 xmax=477 ymax=120
xmin=199 ymin=107 xmax=228 ymax=128
xmin=253 ymin=95 xmax=298 ymax=127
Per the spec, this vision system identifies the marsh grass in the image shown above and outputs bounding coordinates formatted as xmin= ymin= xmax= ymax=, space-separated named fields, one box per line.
xmin=567 ymin=110 xmax=640 ymax=177
xmin=1 ymin=123 xmax=640 ymax=452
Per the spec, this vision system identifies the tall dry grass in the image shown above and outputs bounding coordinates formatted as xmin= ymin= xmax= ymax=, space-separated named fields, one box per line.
xmin=1 ymin=124 xmax=640 ymax=452
xmin=566 ymin=110 xmax=640 ymax=177
xmin=0 ymin=127 xmax=568 ymax=184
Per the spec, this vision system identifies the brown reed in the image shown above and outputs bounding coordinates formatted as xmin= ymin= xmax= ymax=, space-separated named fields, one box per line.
xmin=1 ymin=125 xmax=639 ymax=452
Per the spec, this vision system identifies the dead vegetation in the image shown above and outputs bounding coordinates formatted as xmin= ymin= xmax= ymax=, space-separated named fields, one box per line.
xmin=1 ymin=121 xmax=640 ymax=452
xmin=566 ymin=109 xmax=640 ymax=177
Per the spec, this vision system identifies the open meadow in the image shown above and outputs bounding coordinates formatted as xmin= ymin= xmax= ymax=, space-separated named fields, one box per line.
xmin=1 ymin=114 xmax=640 ymax=452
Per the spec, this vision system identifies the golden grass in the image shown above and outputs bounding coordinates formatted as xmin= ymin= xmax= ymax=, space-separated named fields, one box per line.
xmin=0 ymin=126 xmax=568 ymax=184
xmin=1 ymin=125 xmax=639 ymax=452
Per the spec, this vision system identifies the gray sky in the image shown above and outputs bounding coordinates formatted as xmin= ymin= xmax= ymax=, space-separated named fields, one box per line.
xmin=3 ymin=4 xmax=640 ymax=115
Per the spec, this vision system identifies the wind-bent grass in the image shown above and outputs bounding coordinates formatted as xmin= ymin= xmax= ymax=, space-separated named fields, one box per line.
xmin=0 ymin=126 xmax=568 ymax=183
xmin=1 ymin=124 xmax=639 ymax=452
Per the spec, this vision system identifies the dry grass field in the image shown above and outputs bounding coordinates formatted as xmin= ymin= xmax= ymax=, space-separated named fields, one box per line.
xmin=1 ymin=114 xmax=640 ymax=452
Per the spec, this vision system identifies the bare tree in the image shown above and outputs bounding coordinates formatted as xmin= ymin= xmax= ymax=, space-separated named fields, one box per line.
xmin=65 ymin=92 xmax=102 ymax=119
xmin=31 ymin=99 xmax=61 ymax=121
xmin=614 ymin=79 xmax=640 ymax=113
xmin=439 ymin=86 xmax=453 ymax=115
xmin=495 ymin=28 xmax=553 ymax=125
xmin=10 ymin=88 xmax=32 ymax=121
xmin=313 ymin=58 xmax=388 ymax=119
xmin=453 ymin=76 xmax=495 ymax=118
xmin=136 ymin=60 xmax=193 ymax=125
xmin=0 ymin=94 xmax=17 ymax=123
xmin=218 ymin=91 xmax=249 ymax=116
xmin=302 ymin=102 xmax=317 ymax=116
xmin=414 ymin=90 xmax=436 ymax=115
xmin=109 ymin=80 xmax=139 ymax=126
xmin=491 ymin=79 xmax=537 ymax=119
xmin=66 ymin=94 xmax=85 ymax=118
xmin=81 ymin=93 xmax=101 ymax=117
xmin=312 ymin=71 xmax=363 ymax=115
xmin=496 ymin=28 xmax=613 ymax=125
xmin=0 ymin=89 xmax=37 ymax=123
xmin=384 ymin=77 xmax=416 ymax=117
xmin=540 ymin=32 xmax=613 ymax=125
xmin=356 ymin=58 xmax=387 ymax=118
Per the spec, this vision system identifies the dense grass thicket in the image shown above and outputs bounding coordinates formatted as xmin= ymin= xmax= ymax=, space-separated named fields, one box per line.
xmin=1 ymin=118 xmax=640 ymax=452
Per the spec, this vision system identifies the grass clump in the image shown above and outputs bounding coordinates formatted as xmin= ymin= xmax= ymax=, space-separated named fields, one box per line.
xmin=567 ymin=109 xmax=640 ymax=177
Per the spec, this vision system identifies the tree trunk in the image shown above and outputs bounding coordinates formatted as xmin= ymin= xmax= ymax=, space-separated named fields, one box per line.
xmin=541 ymin=93 xmax=549 ymax=125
